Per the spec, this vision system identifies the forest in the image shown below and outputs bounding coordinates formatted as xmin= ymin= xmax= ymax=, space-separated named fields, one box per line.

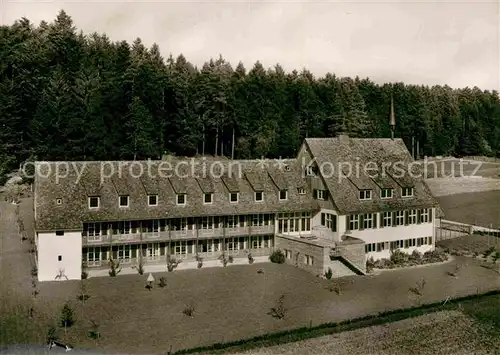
xmin=1 ymin=10 xmax=500 ymax=183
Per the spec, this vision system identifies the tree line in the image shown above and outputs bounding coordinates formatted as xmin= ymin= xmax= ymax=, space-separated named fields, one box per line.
xmin=1 ymin=10 xmax=500 ymax=182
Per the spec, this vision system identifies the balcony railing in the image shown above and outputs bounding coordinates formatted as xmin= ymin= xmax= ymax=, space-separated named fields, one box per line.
xmin=82 ymin=224 xmax=275 ymax=246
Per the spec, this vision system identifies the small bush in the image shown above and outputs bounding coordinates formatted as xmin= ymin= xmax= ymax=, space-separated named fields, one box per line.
xmin=60 ymin=303 xmax=74 ymax=328
xmin=269 ymin=250 xmax=286 ymax=264
xmin=268 ymin=294 xmax=286 ymax=319
xmin=167 ymin=256 xmax=181 ymax=272
xmin=31 ymin=265 xmax=37 ymax=277
xmin=247 ymin=251 xmax=254 ymax=264
xmin=134 ymin=258 xmax=144 ymax=275
xmin=87 ymin=320 xmax=101 ymax=340
xmin=390 ymin=249 xmax=408 ymax=265
xmin=324 ymin=267 xmax=333 ymax=280
xmin=195 ymin=254 xmax=203 ymax=268
xmin=46 ymin=325 xmax=58 ymax=344
xmin=158 ymin=276 xmax=167 ymax=288
xmin=108 ymin=258 xmax=121 ymax=277
xmin=182 ymin=304 xmax=195 ymax=317
xmin=81 ymin=261 xmax=88 ymax=279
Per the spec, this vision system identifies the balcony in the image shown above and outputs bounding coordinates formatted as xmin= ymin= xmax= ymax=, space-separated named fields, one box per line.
xmin=82 ymin=224 xmax=275 ymax=246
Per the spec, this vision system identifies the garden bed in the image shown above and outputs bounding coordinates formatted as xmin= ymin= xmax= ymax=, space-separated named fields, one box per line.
xmin=366 ymin=250 xmax=449 ymax=272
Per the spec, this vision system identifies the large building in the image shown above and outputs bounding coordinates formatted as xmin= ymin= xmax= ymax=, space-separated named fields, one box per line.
xmin=33 ymin=135 xmax=440 ymax=281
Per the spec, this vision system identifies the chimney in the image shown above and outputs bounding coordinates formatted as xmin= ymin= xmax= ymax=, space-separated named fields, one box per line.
xmin=337 ymin=133 xmax=349 ymax=144
xmin=389 ymin=95 xmax=396 ymax=139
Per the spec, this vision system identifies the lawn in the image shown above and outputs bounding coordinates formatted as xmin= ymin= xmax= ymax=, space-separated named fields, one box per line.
xmin=436 ymin=190 xmax=500 ymax=228
xmin=422 ymin=159 xmax=500 ymax=179
xmin=3 ymin=199 xmax=500 ymax=355
xmin=437 ymin=233 xmax=500 ymax=256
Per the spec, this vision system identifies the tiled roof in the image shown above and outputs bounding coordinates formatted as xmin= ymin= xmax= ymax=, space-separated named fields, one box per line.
xmin=304 ymin=137 xmax=439 ymax=214
xmin=34 ymin=159 xmax=317 ymax=231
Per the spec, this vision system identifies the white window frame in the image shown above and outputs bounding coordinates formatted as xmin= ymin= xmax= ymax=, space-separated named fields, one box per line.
xmin=363 ymin=213 xmax=373 ymax=229
xmin=297 ymin=188 xmax=306 ymax=195
xmin=254 ymin=191 xmax=264 ymax=202
xmin=201 ymin=216 xmax=214 ymax=230
xmin=120 ymin=221 xmax=131 ymax=235
xmin=396 ymin=211 xmax=405 ymax=225
xmin=226 ymin=215 xmax=238 ymax=229
xmin=381 ymin=188 xmax=393 ymax=199
xmin=174 ymin=241 xmax=188 ymax=257
xmin=119 ymin=195 xmax=129 ymax=208
xmin=56 ymin=198 xmax=63 ymax=205
xmin=118 ymin=245 xmax=131 ymax=263
xmin=148 ymin=195 xmax=158 ymax=206
xmin=87 ymin=222 xmax=101 ymax=241
xmin=229 ymin=192 xmax=239 ymax=203
xmin=304 ymin=254 xmax=314 ymax=265
xmin=279 ymin=190 xmax=288 ymax=201
xmin=383 ymin=212 xmax=392 ymax=227
xmin=177 ymin=194 xmax=186 ymax=205
xmin=402 ymin=187 xmax=414 ymax=197
xmin=348 ymin=215 xmax=359 ymax=230
xmin=87 ymin=247 xmax=101 ymax=266
xmin=204 ymin=193 xmax=213 ymax=204
xmin=147 ymin=243 xmax=160 ymax=260
xmin=88 ymin=196 xmax=100 ymax=209
xmin=408 ymin=209 xmax=418 ymax=224
xmin=306 ymin=166 xmax=315 ymax=176
xmin=359 ymin=190 xmax=372 ymax=200
xmin=317 ymin=190 xmax=326 ymax=200
xmin=420 ymin=208 xmax=430 ymax=223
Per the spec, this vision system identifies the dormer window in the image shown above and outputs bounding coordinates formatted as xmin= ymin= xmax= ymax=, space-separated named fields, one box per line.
xmin=284 ymin=165 xmax=291 ymax=172
xmin=314 ymin=189 xmax=327 ymax=200
xmin=306 ymin=166 xmax=315 ymax=176
xmin=359 ymin=190 xmax=372 ymax=200
xmin=119 ymin=195 xmax=129 ymax=207
xmin=255 ymin=191 xmax=264 ymax=202
xmin=56 ymin=198 xmax=62 ymax=205
xmin=177 ymin=194 xmax=186 ymax=205
xmin=204 ymin=193 xmax=213 ymax=204
xmin=88 ymin=196 xmax=100 ymax=209
xmin=148 ymin=195 xmax=158 ymax=206
xmin=402 ymin=187 xmax=414 ymax=197
xmin=230 ymin=192 xmax=239 ymax=203
xmin=381 ymin=188 xmax=393 ymax=199
xmin=298 ymin=188 xmax=306 ymax=195
xmin=279 ymin=190 xmax=288 ymax=201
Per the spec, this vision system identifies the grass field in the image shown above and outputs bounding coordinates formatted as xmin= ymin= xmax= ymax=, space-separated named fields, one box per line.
xmin=421 ymin=159 xmax=500 ymax=179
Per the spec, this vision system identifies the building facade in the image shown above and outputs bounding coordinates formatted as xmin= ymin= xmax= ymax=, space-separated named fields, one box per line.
xmin=34 ymin=135 xmax=440 ymax=281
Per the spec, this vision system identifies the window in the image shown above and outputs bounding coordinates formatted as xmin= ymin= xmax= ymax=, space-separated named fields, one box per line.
xmin=348 ymin=215 xmax=359 ymax=230
xmin=119 ymin=221 xmax=131 ymax=234
xmin=226 ymin=215 xmax=238 ymax=229
xmin=359 ymin=190 xmax=372 ymax=200
xmin=118 ymin=245 xmax=131 ymax=262
xmin=420 ymin=209 xmax=430 ymax=223
xmin=86 ymin=222 xmax=101 ymax=238
xmin=363 ymin=214 xmax=373 ymax=229
xmin=88 ymin=196 xmax=100 ymax=209
xmin=87 ymin=247 xmax=101 ymax=265
xmin=365 ymin=243 xmax=376 ymax=253
xmin=56 ymin=198 xmax=62 ymax=205
xmin=177 ymin=194 xmax=186 ymax=205
xmin=204 ymin=193 xmax=213 ymax=204
xmin=306 ymin=166 xmax=315 ymax=176
xmin=55 ymin=231 xmax=64 ymax=236
xmin=321 ymin=213 xmax=337 ymax=231
xmin=402 ymin=187 xmax=414 ymax=197
xmin=304 ymin=255 xmax=314 ymax=265
xmin=408 ymin=209 xmax=418 ymax=224
xmin=395 ymin=211 xmax=405 ymax=226
xmin=279 ymin=190 xmax=288 ymax=200
xmin=201 ymin=216 xmax=214 ymax=230
xmin=148 ymin=195 xmax=158 ymax=206
xmin=284 ymin=165 xmax=291 ymax=172
xmin=376 ymin=242 xmax=385 ymax=252
xmin=285 ymin=249 xmax=292 ymax=259
xmin=381 ymin=188 xmax=393 ymax=199
xmin=58 ymin=255 xmax=62 ymax=261
xmin=229 ymin=192 xmax=239 ymax=203
xmin=297 ymin=188 xmax=306 ymax=195
xmin=174 ymin=241 xmax=188 ymax=257
xmin=383 ymin=212 xmax=392 ymax=227
xmin=119 ymin=195 xmax=129 ymax=207
xmin=314 ymin=189 xmax=326 ymax=200
xmin=255 ymin=191 xmax=263 ymax=202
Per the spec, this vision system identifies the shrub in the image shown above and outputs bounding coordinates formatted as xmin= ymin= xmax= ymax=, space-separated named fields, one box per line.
xmin=390 ymin=249 xmax=408 ymax=265
xmin=87 ymin=320 xmax=101 ymax=341
xmin=158 ymin=276 xmax=167 ymax=288
xmin=483 ymin=247 xmax=495 ymax=259
xmin=324 ymin=267 xmax=333 ymax=280
xmin=195 ymin=254 xmax=203 ymax=268
xmin=81 ymin=261 xmax=88 ymax=279
xmin=167 ymin=256 xmax=181 ymax=272
xmin=182 ymin=304 xmax=195 ymax=317
xmin=269 ymin=250 xmax=286 ymax=264
xmin=409 ymin=250 xmax=422 ymax=262
xmin=366 ymin=257 xmax=375 ymax=273
xmin=268 ymin=294 xmax=286 ymax=319
xmin=60 ymin=303 xmax=74 ymax=328
xmin=108 ymin=257 xmax=121 ymax=277
xmin=77 ymin=281 xmax=90 ymax=303
xmin=218 ymin=252 xmax=233 ymax=267
xmin=248 ymin=252 xmax=254 ymax=264
xmin=134 ymin=256 xmax=144 ymax=275
xmin=46 ymin=326 xmax=58 ymax=345
xmin=31 ymin=265 xmax=37 ymax=277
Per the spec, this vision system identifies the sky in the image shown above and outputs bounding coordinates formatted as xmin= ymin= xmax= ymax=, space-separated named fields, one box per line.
xmin=2 ymin=0 xmax=499 ymax=90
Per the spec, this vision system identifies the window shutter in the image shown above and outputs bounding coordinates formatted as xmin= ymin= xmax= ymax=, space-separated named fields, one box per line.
xmin=359 ymin=214 xmax=365 ymax=230
xmin=429 ymin=208 xmax=433 ymax=222
xmin=325 ymin=191 xmax=329 ymax=200
xmin=404 ymin=211 xmax=409 ymax=225
xmin=321 ymin=213 xmax=325 ymax=226
xmin=379 ymin=213 xmax=384 ymax=228
xmin=313 ymin=189 xmax=318 ymax=199
xmin=392 ymin=211 xmax=397 ymax=226
xmin=373 ymin=213 xmax=377 ymax=228
xmin=417 ymin=209 xmax=421 ymax=224
xmin=332 ymin=215 xmax=337 ymax=232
